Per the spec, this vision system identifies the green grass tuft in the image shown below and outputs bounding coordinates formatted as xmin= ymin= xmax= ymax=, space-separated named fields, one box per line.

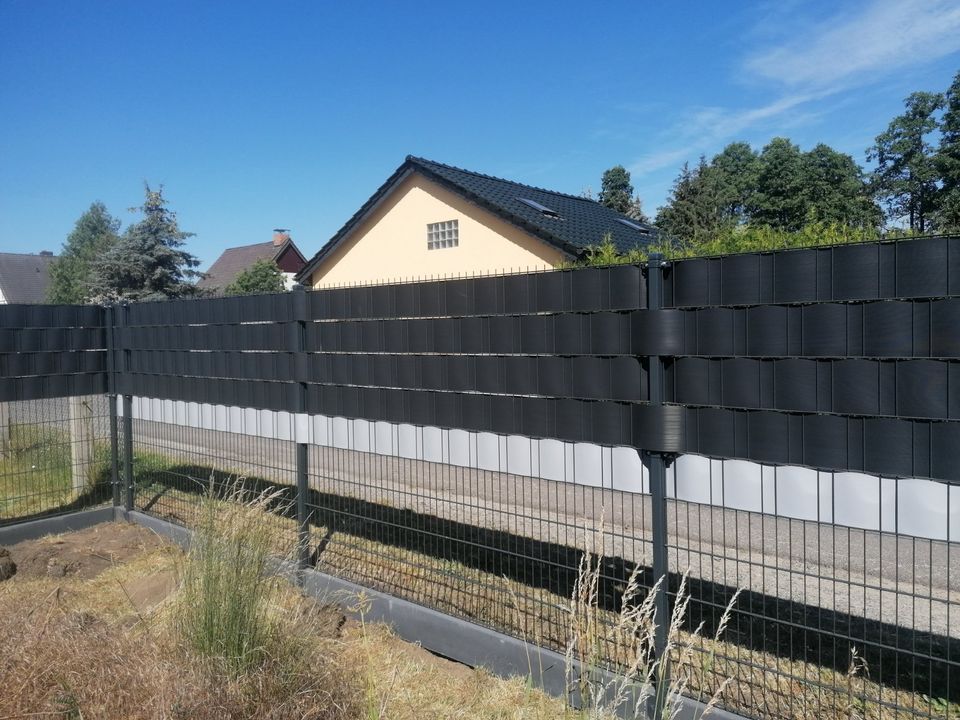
xmin=173 ymin=477 xmax=294 ymax=677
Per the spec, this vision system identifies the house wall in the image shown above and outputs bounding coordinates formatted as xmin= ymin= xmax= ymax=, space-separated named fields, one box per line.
xmin=308 ymin=173 xmax=566 ymax=288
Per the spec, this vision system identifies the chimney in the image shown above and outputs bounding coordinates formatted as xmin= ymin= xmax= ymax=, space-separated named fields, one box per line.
xmin=272 ymin=228 xmax=290 ymax=246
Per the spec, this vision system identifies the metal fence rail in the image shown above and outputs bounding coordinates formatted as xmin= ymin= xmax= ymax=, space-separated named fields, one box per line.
xmin=1 ymin=235 xmax=959 ymax=719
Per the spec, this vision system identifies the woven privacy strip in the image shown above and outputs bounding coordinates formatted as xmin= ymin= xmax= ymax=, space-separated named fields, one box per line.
xmin=6 ymin=237 xmax=960 ymax=480
xmin=664 ymin=235 xmax=960 ymax=307
xmin=112 ymin=371 xmax=960 ymax=482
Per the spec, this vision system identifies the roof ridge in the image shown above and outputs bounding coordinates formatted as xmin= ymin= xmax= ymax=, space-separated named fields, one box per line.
xmin=407 ymin=155 xmax=600 ymax=204
xmin=220 ymin=240 xmax=275 ymax=252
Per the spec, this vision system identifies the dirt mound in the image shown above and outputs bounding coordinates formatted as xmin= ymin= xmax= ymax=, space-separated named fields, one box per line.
xmin=7 ymin=522 xmax=168 ymax=581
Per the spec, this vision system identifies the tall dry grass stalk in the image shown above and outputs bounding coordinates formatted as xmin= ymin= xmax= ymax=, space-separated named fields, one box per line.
xmin=174 ymin=475 xmax=293 ymax=676
xmin=564 ymin=514 xmax=740 ymax=719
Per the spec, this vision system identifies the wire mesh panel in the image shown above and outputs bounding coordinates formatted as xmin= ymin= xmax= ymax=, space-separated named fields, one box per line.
xmin=667 ymin=458 xmax=960 ymax=719
xmin=124 ymin=397 xmax=301 ymax=551
xmin=301 ymin=419 xmax=655 ymax=656
xmin=0 ymin=395 xmax=112 ymax=525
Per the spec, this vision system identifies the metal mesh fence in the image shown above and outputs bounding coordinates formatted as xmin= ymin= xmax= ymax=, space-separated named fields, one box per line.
xmin=117 ymin=395 xmax=959 ymax=720
xmin=0 ymin=396 xmax=113 ymax=526
xmin=4 ymin=238 xmax=960 ymax=719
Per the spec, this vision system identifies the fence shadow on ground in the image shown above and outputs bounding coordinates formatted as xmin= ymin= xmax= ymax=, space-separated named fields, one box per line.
xmin=134 ymin=461 xmax=959 ymax=704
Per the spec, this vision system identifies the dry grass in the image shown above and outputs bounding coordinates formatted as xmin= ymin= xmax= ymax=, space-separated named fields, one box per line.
xmin=136 ymin=478 xmax=960 ymax=720
xmin=0 ymin=515 xmax=575 ymax=720
xmin=0 ymin=533 xmax=362 ymax=720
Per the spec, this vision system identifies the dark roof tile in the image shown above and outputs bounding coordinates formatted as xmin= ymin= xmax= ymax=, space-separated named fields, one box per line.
xmin=0 ymin=252 xmax=56 ymax=304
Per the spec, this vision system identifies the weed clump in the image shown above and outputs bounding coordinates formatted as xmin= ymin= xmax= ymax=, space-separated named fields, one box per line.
xmin=174 ymin=477 xmax=290 ymax=676
xmin=563 ymin=516 xmax=740 ymax=719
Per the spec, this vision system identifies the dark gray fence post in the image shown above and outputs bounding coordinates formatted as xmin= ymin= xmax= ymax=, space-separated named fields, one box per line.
xmin=646 ymin=254 xmax=671 ymax=716
xmin=296 ymin=442 xmax=309 ymax=578
xmin=117 ymin=301 xmax=134 ymax=513
xmin=123 ymin=395 xmax=134 ymax=512
xmin=290 ymin=285 xmax=310 ymax=580
xmin=105 ymin=304 xmax=120 ymax=508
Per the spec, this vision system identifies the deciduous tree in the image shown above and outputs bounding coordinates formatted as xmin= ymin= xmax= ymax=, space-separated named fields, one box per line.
xmin=47 ymin=202 xmax=120 ymax=303
xmin=224 ymin=259 xmax=286 ymax=295
xmin=599 ymin=165 xmax=648 ymax=221
xmin=936 ymin=71 xmax=960 ymax=231
xmin=802 ymin=143 xmax=881 ymax=229
xmin=749 ymin=137 xmax=808 ymax=231
xmin=654 ymin=158 xmax=729 ymax=247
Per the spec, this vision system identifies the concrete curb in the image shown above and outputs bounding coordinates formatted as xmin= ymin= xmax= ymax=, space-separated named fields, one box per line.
xmin=0 ymin=507 xmax=116 ymax=546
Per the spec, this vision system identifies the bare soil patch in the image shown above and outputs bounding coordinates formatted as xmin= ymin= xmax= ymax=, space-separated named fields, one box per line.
xmin=3 ymin=522 xmax=166 ymax=581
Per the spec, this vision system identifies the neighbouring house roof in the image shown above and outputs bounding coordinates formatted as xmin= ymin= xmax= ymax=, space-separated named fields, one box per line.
xmin=0 ymin=252 xmax=56 ymax=304
xmin=199 ymin=239 xmax=307 ymax=291
xmin=296 ymin=155 xmax=661 ymax=282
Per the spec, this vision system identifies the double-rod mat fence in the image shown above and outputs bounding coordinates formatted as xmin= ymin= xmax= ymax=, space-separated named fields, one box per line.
xmin=2 ymin=235 xmax=960 ymax=718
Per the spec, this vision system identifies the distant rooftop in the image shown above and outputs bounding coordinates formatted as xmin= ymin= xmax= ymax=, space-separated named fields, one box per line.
xmin=0 ymin=251 xmax=56 ymax=304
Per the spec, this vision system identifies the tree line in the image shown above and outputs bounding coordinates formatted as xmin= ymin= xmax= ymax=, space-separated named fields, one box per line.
xmin=49 ymin=70 xmax=960 ymax=301
xmin=592 ymin=69 xmax=960 ymax=260
xmin=48 ymin=185 xmax=283 ymax=303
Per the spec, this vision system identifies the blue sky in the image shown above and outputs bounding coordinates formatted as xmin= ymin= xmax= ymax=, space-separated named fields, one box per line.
xmin=1 ymin=1 xmax=959 ymax=268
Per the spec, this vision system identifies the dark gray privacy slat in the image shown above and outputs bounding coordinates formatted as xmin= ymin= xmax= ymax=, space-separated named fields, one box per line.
xmin=118 ymin=367 xmax=960 ymax=482
xmin=0 ymin=303 xmax=104 ymax=329
xmin=0 ymin=350 xmax=107 ymax=378
xmin=125 ymin=291 xmax=296 ymax=326
xmin=665 ymin=236 xmax=960 ymax=308
xmin=0 ymin=372 xmax=108 ymax=402
xmin=304 ymin=313 xmax=639 ymax=355
xmin=122 ymin=351 xmax=648 ymax=403
xmin=667 ymin=357 xmax=957 ymax=420
xmin=117 ymin=322 xmax=290 ymax=352
xmin=678 ymin=406 xmax=960 ymax=481
xmin=676 ymin=299 xmax=960 ymax=358
xmin=0 ymin=327 xmax=106 ymax=354
xmin=307 ymin=264 xmax=645 ymax=320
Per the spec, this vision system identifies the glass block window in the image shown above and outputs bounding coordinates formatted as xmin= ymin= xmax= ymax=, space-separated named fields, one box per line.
xmin=427 ymin=220 xmax=459 ymax=250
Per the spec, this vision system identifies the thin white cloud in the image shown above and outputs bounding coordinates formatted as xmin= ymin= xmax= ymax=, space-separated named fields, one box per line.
xmin=630 ymin=0 xmax=960 ymax=194
xmin=629 ymin=93 xmax=814 ymax=176
xmin=629 ymin=147 xmax=693 ymax=176
xmin=746 ymin=0 xmax=960 ymax=92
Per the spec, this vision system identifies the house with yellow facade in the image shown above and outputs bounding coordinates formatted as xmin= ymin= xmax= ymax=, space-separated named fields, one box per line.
xmin=295 ymin=156 xmax=660 ymax=288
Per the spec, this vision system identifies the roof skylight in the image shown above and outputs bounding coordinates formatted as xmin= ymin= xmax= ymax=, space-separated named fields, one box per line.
xmin=517 ymin=197 xmax=560 ymax=218
xmin=616 ymin=218 xmax=649 ymax=232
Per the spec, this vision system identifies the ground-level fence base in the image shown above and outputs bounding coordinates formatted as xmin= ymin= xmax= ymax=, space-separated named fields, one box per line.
xmin=0 ymin=508 xmax=746 ymax=720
